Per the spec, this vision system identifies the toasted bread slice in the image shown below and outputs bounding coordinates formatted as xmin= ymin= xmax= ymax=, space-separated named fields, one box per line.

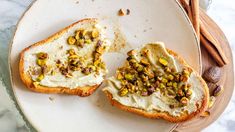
xmin=19 ymin=18 xmax=109 ymax=96
xmin=103 ymin=43 xmax=209 ymax=122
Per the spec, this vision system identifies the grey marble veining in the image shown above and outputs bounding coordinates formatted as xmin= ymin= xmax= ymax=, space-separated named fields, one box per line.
xmin=0 ymin=0 xmax=234 ymax=132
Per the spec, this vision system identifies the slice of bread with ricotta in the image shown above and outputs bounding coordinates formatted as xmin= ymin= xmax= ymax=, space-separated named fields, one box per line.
xmin=19 ymin=18 xmax=110 ymax=96
xmin=103 ymin=42 xmax=209 ymax=122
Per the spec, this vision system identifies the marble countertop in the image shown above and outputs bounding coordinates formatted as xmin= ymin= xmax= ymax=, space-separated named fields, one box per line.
xmin=0 ymin=0 xmax=234 ymax=131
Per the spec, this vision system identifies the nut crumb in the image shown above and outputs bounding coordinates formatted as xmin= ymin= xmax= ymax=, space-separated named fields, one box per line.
xmin=118 ymin=9 xmax=125 ymax=16
xmin=75 ymin=1 xmax=79 ymax=4
xmin=127 ymin=9 xmax=130 ymax=15
xmin=49 ymin=97 xmax=54 ymax=101
xmin=143 ymin=29 xmax=147 ymax=32
xmin=59 ymin=46 xmax=63 ymax=49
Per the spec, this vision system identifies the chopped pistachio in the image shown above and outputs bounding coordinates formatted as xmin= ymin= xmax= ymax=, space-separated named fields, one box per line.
xmin=77 ymin=39 xmax=85 ymax=47
xmin=124 ymin=73 xmax=134 ymax=81
xmin=164 ymin=67 xmax=171 ymax=73
xmin=69 ymin=55 xmax=79 ymax=59
xmin=96 ymin=46 xmax=105 ymax=54
xmin=173 ymin=82 xmax=178 ymax=88
xmin=75 ymin=30 xmax=81 ymax=39
xmin=51 ymin=70 xmax=56 ymax=75
xmin=67 ymin=36 xmax=76 ymax=45
xmin=67 ymin=49 xmax=76 ymax=55
xmin=200 ymin=111 xmax=210 ymax=117
xmin=88 ymin=65 xmax=96 ymax=71
xmin=174 ymin=74 xmax=180 ymax=82
xmin=167 ymin=74 xmax=174 ymax=81
xmin=94 ymin=53 xmax=101 ymax=60
xmin=183 ymin=69 xmax=190 ymax=76
xmin=94 ymin=59 xmax=101 ymax=66
xmin=186 ymin=89 xmax=192 ymax=97
xmin=36 ymin=59 xmax=46 ymax=66
xmin=119 ymin=88 xmax=128 ymax=96
xmin=159 ymin=83 xmax=165 ymax=89
xmin=121 ymin=80 xmax=128 ymax=85
xmin=37 ymin=52 xmax=48 ymax=60
xmin=127 ymin=50 xmax=136 ymax=56
xmin=91 ymin=29 xmax=100 ymax=38
xmin=158 ymin=58 xmax=168 ymax=66
xmin=180 ymin=97 xmax=189 ymax=105
xmin=129 ymin=58 xmax=138 ymax=64
xmin=99 ymin=62 xmax=106 ymax=69
xmin=82 ymin=67 xmax=91 ymax=75
xmin=140 ymin=58 xmax=150 ymax=66
xmin=177 ymin=89 xmax=184 ymax=96
xmin=141 ymin=91 xmax=148 ymax=96
xmin=33 ymin=81 xmax=39 ymax=87
xmin=65 ymin=73 xmax=73 ymax=78
xmin=141 ymin=74 xmax=148 ymax=82
xmin=162 ymin=78 xmax=168 ymax=83
xmin=117 ymin=72 xmax=124 ymax=80
xmin=137 ymin=65 xmax=144 ymax=72
xmin=149 ymin=78 xmax=155 ymax=83
xmin=208 ymin=96 xmax=216 ymax=108
xmin=81 ymin=29 xmax=87 ymax=37
xmin=167 ymin=82 xmax=173 ymax=87
xmin=167 ymin=89 xmax=175 ymax=96
xmin=142 ymin=49 xmax=150 ymax=56
xmin=37 ymin=74 xmax=44 ymax=82
xmin=85 ymin=39 xmax=92 ymax=44
xmin=180 ymin=75 xmax=189 ymax=82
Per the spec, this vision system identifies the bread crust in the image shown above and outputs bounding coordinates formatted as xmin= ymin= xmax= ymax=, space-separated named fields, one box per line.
xmin=19 ymin=18 xmax=101 ymax=96
xmin=103 ymin=49 xmax=209 ymax=122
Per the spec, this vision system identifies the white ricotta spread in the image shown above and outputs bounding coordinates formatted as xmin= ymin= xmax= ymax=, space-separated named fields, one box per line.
xmin=103 ymin=43 xmax=204 ymax=116
xmin=23 ymin=20 xmax=110 ymax=89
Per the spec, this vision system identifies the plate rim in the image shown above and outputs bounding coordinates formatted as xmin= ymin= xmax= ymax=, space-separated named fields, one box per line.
xmin=8 ymin=0 xmax=202 ymax=131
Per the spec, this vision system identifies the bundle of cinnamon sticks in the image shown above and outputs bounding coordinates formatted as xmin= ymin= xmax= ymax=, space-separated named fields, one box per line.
xmin=179 ymin=0 xmax=228 ymax=67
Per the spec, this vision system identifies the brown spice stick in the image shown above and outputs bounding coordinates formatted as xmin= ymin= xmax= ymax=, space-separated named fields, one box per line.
xmin=179 ymin=0 xmax=227 ymax=66
xmin=200 ymin=34 xmax=225 ymax=67
xmin=200 ymin=21 xmax=229 ymax=65
xmin=179 ymin=0 xmax=193 ymax=22
xmin=189 ymin=0 xmax=200 ymax=39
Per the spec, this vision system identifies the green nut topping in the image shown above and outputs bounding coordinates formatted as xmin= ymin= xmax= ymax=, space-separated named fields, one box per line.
xmin=115 ymin=47 xmax=193 ymax=107
xmin=158 ymin=58 xmax=168 ymax=66
xmin=180 ymin=97 xmax=189 ymax=105
xmin=67 ymin=36 xmax=76 ymax=45
xmin=124 ymin=73 xmax=134 ymax=81
xmin=91 ymin=29 xmax=100 ymax=38
xmin=37 ymin=52 xmax=48 ymax=60
xmin=37 ymin=74 xmax=44 ymax=81
xmin=36 ymin=59 xmax=46 ymax=66
xmin=119 ymin=88 xmax=128 ymax=96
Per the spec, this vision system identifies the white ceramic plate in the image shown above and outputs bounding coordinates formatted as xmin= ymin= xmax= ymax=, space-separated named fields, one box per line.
xmin=10 ymin=0 xmax=201 ymax=131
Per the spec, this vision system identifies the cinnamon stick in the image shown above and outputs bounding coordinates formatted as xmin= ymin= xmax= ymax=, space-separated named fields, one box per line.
xmin=179 ymin=0 xmax=193 ymax=22
xmin=200 ymin=20 xmax=229 ymax=65
xmin=189 ymin=0 xmax=200 ymax=39
xmin=200 ymin=34 xmax=225 ymax=66
xmin=178 ymin=0 xmax=228 ymax=66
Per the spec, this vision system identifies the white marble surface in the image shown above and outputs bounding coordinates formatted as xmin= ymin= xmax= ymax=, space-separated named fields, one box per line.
xmin=0 ymin=0 xmax=234 ymax=131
